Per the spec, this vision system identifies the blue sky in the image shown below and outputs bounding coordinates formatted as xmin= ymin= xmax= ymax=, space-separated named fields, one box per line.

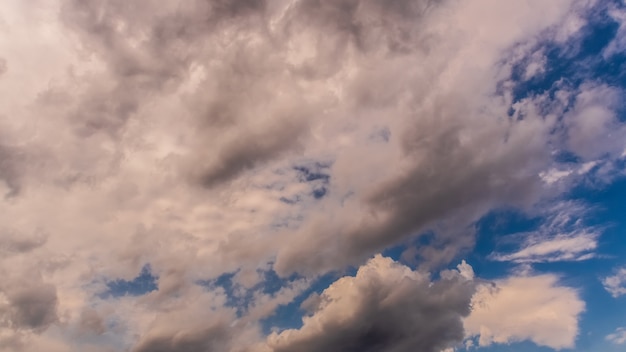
xmin=1 ymin=0 xmax=626 ymax=351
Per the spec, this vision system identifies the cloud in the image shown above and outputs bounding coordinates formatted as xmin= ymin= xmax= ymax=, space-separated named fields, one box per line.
xmin=0 ymin=279 xmax=58 ymax=332
xmin=603 ymin=3 xmax=626 ymax=58
xmin=272 ymin=0 xmax=586 ymax=275
xmin=0 ymin=269 xmax=59 ymax=351
xmin=564 ymin=83 xmax=626 ymax=161
xmin=491 ymin=232 xmax=597 ymax=262
xmin=267 ymin=255 xmax=476 ymax=352
xmin=603 ymin=267 xmax=626 ymax=298
xmin=606 ymin=327 xmax=626 ymax=345
xmin=464 ymin=273 xmax=585 ymax=350
xmin=0 ymin=0 xmax=621 ymax=350
xmin=490 ymin=201 xmax=600 ymax=263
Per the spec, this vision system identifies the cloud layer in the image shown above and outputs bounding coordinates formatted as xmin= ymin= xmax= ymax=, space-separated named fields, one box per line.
xmin=0 ymin=0 xmax=624 ymax=351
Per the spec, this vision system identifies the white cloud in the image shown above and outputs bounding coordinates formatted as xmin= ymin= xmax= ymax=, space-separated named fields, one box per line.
xmin=603 ymin=267 xmax=626 ymax=298
xmin=606 ymin=327 xmax=626 ymax=345
xmin=603 ymin=3 xmax=626 ymax=58
xmin=540 ymin=168 xmax=573 ymax=184
xmin=491 ymin=230 xmax=598 ymax=263
xmin=464 ymin=274 xmax=585 ymax=350
xmin=490 ymin=202 xmax=600 ymax=263
xmin=565 ymin=83 xmax=626 ymax=161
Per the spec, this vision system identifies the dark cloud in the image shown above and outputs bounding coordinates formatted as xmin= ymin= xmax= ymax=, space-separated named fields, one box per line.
xmin=197 ymin=119 xmax=307 ymax=187
xmin=0 ymin=229 xmax=47 ymax=255
xmin=132 ymin=321 xmax=231 ymax=352
xmin=269 ymin=256 xmax=475 ymax=352
xmin=2 ymin=278 xmax=58 ymax=332
xmin=0 ymin=57 xmax=7 ymax=76
xmin=0 ymin=144 xmax=25 ymax=197
xmin=133 ymin=328 xmax=227 ymax=352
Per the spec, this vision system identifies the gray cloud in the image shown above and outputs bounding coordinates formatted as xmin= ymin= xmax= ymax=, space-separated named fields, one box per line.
xmin=0 ymin=58 xmax=6 ymax=76
xmin=132 ymin=324 xmax=231 ymax=352
xmin=0 ymin=229 xmax=46 ymax=255
xmin=268 ymin=256 xmax=475 ymax=352
xmin=78 ymin=308 xmax=106 ymax=335
xmin=58 ymin=0 xmax=317 ymax=187
xmin=1 ymin=277 xmax=58 ymax=332
xmin=0 ymin=144 xmax=25 ymax=197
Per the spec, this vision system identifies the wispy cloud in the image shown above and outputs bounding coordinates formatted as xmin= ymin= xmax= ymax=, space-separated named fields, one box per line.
xmin=606 ymin=327 xmax=626 ymax=345
xmin=490 ymin=202 xmax=601 ymax=263
xmin=603 ymin=267 xmax=626 ymax=298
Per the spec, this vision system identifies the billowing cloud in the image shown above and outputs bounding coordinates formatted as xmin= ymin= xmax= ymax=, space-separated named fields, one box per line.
xmin=464 ymin=273 xmax=585 ymax=350
xmin=603 ymin=267 xmax=626 ymax=298
xmin=267 ymin=255 xmax=476 ymax=352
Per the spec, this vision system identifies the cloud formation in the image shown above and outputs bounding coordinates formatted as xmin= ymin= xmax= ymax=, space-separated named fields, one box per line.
xmin=0 ymin=0 xmax=622 ymax=350
xmin=464 ymin=273 xmax=585 ymax=349
xmin=267 ymin=255 xmax=476 ymax=352
xmin=603 ymin=267 xmax=626 ymax=298
xmin=606 ymin=327 xmax=626 ymax=345
xmin=490 ymin=202 xmax=600 ymax=263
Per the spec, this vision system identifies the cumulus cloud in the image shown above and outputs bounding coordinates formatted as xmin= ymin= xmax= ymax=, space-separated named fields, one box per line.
xmin=603 ymin=267 xmax=626 ymax=298
xmin=267 ymin=255 xmax=476 ymax=352
xmin=464 ymin=273 xmax=585 ymax=349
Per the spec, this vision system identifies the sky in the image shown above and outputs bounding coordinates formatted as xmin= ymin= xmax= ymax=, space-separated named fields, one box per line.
xmin=0 ymin=0 xmax=626 ymax=351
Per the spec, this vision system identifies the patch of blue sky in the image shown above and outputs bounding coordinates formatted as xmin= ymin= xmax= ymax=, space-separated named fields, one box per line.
xmin=198 ymin=266 xmax=308 ymax=319
xmin=294 ymin=162 xmax=331 ymax=199
xmin=100 ymin=264 xmax=158 ymax=299
xmin=197 ymin=271 xmax=246 ymax=315
xmin=277 ymin=161 xmax=332 ymax=204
